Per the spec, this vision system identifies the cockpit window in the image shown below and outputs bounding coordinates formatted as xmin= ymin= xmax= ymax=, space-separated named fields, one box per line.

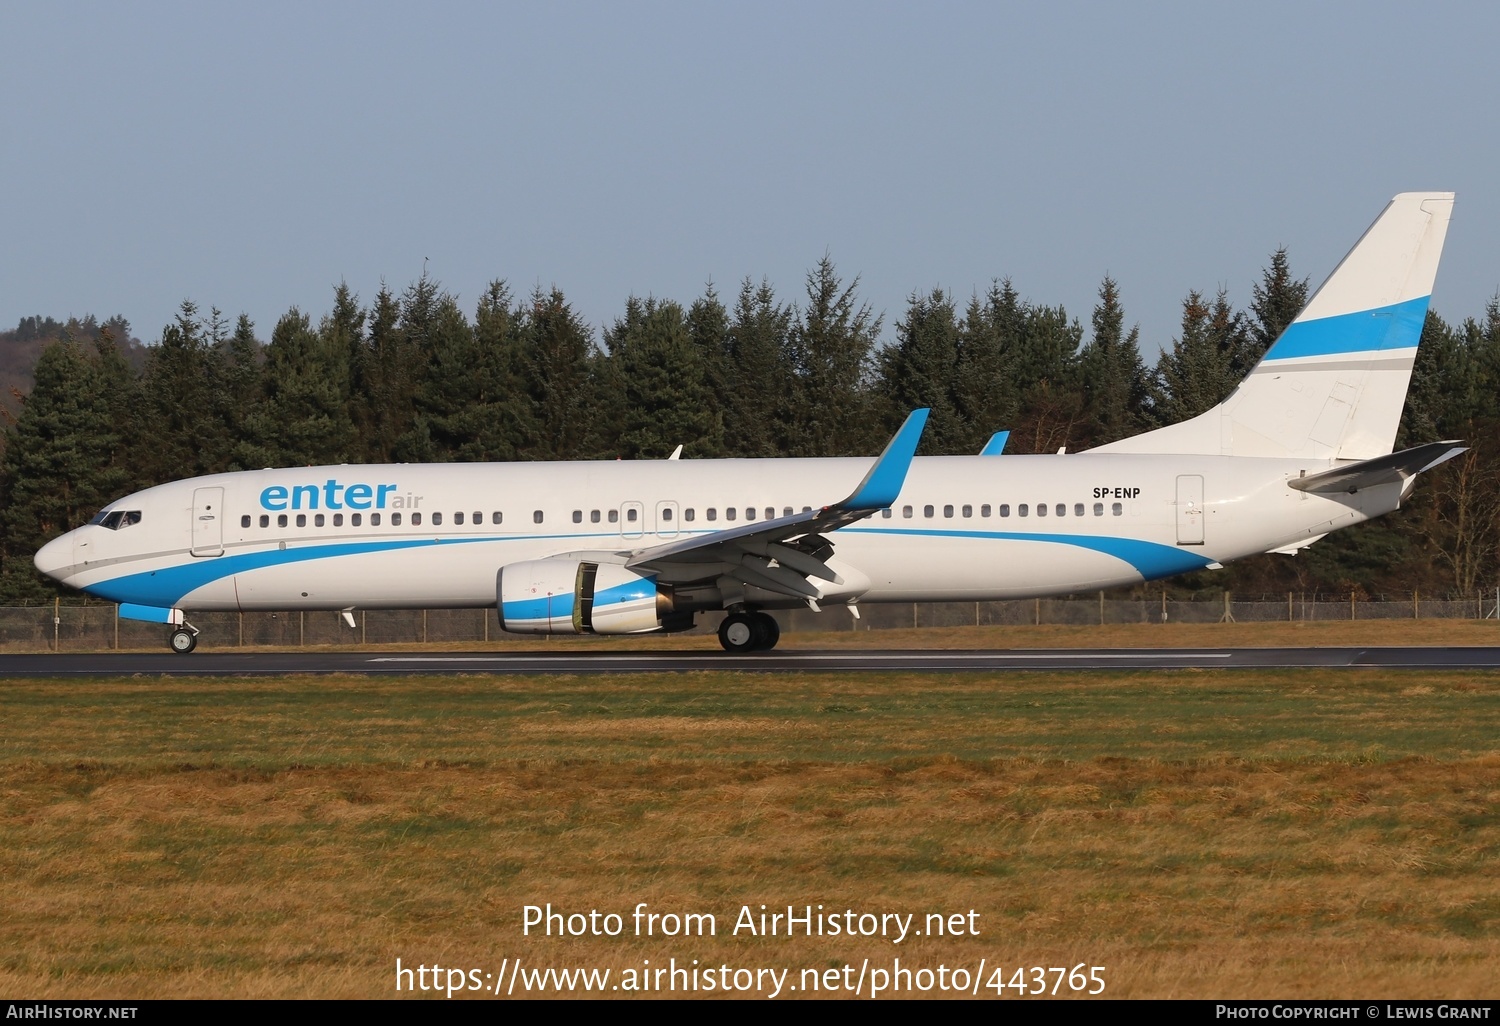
xmin=90 ymin=510 xmax=142 ymax=530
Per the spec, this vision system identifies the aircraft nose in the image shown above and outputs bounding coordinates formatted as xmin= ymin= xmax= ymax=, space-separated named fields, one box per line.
xmin=34 ymin=533 xmax=76 ymax=582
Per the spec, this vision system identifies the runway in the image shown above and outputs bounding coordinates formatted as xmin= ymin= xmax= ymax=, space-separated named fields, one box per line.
xmin=2 ymin=646 xmax=1500 ymax=676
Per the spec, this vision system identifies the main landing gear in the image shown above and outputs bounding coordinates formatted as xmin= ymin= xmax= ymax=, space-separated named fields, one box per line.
xmin=168 ymin=624 xmax=200 ymax=654
xmin=717 ymin=610 xmax=780 ymax=653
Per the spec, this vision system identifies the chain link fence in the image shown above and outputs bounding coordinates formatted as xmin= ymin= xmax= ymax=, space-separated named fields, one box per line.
xmin=6 ymin=591 xmax=1500 ymax=651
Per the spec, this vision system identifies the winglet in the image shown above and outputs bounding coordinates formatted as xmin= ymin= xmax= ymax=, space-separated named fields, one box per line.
xmin=838 ymin=408 xmax=929 ymax=510
xmin=978 ymin=430 xmax=1009 ymax=456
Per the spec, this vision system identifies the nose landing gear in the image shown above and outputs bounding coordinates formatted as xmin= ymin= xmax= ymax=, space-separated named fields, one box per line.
xmin=717 ymin=610 xmax=781 ymax=652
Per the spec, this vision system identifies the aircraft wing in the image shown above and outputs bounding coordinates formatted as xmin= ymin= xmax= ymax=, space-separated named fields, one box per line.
xmin=624 ymin=409 xmax=929 ymax=600
xmin=978 ymin=430 xmax=1009 ymax=456
xmin=1287 ymin=440 xmax=1466 ymax=494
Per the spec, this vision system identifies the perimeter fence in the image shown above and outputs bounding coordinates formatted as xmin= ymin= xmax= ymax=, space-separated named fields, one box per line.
xmin=6 ymin=591 xmax=1500 ymax=651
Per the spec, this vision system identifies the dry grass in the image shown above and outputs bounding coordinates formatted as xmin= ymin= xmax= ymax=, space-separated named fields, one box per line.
xmin=1 ymin=670 xmax=1497 ymax=999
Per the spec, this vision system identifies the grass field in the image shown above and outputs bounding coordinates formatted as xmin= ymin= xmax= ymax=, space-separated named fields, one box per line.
xmin=2 ymin=668 xmax=1497 ymax=999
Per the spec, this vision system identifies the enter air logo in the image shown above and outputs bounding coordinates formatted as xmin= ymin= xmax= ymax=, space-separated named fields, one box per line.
xmin=260 ymin=480 xmax=406 ymax=511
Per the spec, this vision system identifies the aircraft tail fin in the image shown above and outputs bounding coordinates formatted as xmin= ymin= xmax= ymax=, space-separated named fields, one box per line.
xmin=1093 ymin=192 xmax=1454 ymax=460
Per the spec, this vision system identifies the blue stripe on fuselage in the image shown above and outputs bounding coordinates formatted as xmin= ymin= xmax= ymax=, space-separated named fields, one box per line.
xmin=81 ymin=527 xmax=1213 ymax=608
xmin=846 ymin=527 xmax=1215 ymax=580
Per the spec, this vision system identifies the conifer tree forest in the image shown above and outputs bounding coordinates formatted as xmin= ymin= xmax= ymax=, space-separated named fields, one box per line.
xmin=2 ymin=252 xmax=1498 ymax=605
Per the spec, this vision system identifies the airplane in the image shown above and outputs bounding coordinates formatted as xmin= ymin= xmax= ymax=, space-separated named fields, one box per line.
xmin=34 ymin=192 xmax=1462 ymax=654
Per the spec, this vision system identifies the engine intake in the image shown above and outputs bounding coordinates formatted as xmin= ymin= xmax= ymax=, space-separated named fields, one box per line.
xmin=497 ymin=558 xmax=676 ymax=635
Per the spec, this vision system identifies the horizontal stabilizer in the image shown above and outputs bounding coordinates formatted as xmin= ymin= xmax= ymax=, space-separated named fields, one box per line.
xmin=1287 ymin=440 xmax=1465 ymax=494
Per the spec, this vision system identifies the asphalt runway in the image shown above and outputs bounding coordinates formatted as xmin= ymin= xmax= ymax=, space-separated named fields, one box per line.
xmin=2 ymin=647 xmax=1500 ymax=676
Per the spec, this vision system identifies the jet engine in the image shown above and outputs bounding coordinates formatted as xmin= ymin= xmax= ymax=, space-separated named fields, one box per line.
xmin=497 ymin=558 xmax=683 ymax=634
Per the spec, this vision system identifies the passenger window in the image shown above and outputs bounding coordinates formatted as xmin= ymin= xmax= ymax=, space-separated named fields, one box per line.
xmin=782 ymin=507 xmax=792 ymax=517
xmin=314 ymin=514 xmax=325 ymax=527
xmin=1094 ymin=502 xmax=1104 ymax=516
xmin=684 ymin=508 xmax=695 ymax=522
xmin=1112 ymin=502 xmax=1123 ymax=516
xmin=962 ymin=505 xmax=972 ymax=518
xmin=534 ymin=510 xmax=544 ymax=524
xmin=259 ymin=514 xmax=269 ymax=528
xmin=590 ymin=510 xmax=601 ymax=523
xmin=765 ymin=507 xmax=774 ymax=520
xmin=924 ymin=505 xmax=935 ymax=518
xmin=999 ymin=504 xmax=1010 ymax=518
xmin=352 ymin=513 xmax=362 ymax=526
xmin=413 ymin=512 xmax=424 ymax=526
xmin=572 ymin=510 xmax=582 ymax=524
xmin=625 ymin=509 xmax=636 ymax=523
xmin=278 ymin=514 xmax=288 ymax=528
xmin=608 ymin=509 xmax=618 ymax=523
xmin=493 ymin=511 xmax=503 ymax=524
xmin=391 ymin=513 xmax=402 ymax=526
xmin=802 ymin=507 xmax=812 ymax=514
xmin=902 ymin=505 xmax=913 ymax=518
xmin=980 ymin=504 xmax=991 ymax=517
xmin=333 ymin=513 xmax=343 ymax=526
xmin=726 ymin=508 xmax=737 ymax=522
xmin=370 ymin=513 xmax=380 ymax=526
xmin=430 ymin=512 xmax=439 ymax=526
xmin=240 ymin=515 xmax=251 ymax=528
xmin=662 ymin=508 xmax=674 ymax=521
xmin=1018 ymin=504 xmax=1028 ymax=517
xmin=473 ymin=511 xmax=481 ymax=524
xmin=455 ymin=512 xmax=465 ymax=525
xmin=881 ymin=508 xmax=892 ymax=518
xmin=296 ymin=514 xmax=307 ymax=527
xmin=1075 ymin=503 xmax=1085 ymax=517
xmin=943 ymin=505 xmax=954 ymax=518
xmin=1037 ymin=504 xmax=1047 ymax=517
xmin=1056 ymin=504 xmax=1066 ymax=517
xmin=746 ymin=508 xmax=756 ymax=521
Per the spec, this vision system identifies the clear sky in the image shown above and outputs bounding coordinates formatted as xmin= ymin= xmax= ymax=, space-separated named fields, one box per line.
xmin=3 ymin=1 xmax=1496 ymax=355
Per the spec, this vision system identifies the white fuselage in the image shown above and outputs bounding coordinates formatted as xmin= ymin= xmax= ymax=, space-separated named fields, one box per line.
xmin=35 ymin=452 xmax=1396 ymax=617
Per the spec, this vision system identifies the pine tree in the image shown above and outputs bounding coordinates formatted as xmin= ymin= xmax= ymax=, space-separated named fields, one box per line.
xmin=1010 ymin=300 xmax=1083 ymax=453
xmin=685 ymin=283 xmax=729 ymax=458
xmin=878 ymin=288 xmax=963 ymax=453
xmin=353 ymin=285 xmax=406 ymax=462
xmin=1152 ymin=288 xmax=1247 ymax=424
xmin=602 ymin=297 xmax=721 ymax=459
xmin=1078 ymin=276 xmax=1150 ymax=445
xmin=0 ymin=341 xmax=130 ymax=601
xmin=1247 ymin=247 xmax=1309 ymax=370
xmin=723 ymin=278 xmax=797 ymax=457
xmin=951 ymin=280 xmax=1023 ymax=453
xmin=787 ymin=255 xmax=880 ymax=456
xmin=244 ymin=308 xmax=356 ymax=467
xmin=138 ymin=300 xmax=229 ymax=484
xmin=519 ymin=286 xmax=597 ymax=460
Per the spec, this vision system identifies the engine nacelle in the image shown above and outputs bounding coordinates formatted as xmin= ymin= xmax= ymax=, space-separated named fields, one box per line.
xmin=497 ymin=558 xmax=675 ymax=634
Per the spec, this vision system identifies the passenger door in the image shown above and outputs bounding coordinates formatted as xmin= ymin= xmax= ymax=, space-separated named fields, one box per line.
xmin=1176 ymin=475 xmax=1204 ymax=546
xmin=191 ymin=487 xmax=225 ymax=557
